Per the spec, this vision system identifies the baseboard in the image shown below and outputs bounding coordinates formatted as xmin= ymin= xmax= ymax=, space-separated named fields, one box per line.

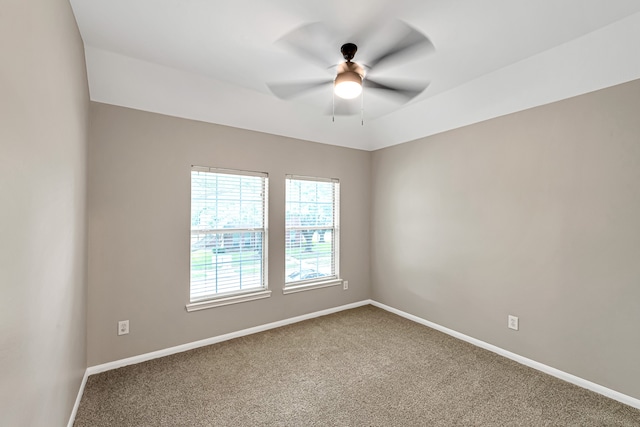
xmin=76 ymin=297 xmax=639 ymax=422
xmin=370 ymin=300 xmax=640 ymax=411
xmin=87 ymin=299 xmax=372 ymax=376
xmin=67 ymin=368 xmax=89 ymax=427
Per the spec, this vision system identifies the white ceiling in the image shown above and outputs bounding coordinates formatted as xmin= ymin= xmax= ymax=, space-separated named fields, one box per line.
xmin=70 ymin=0 xmax=640 ymax=151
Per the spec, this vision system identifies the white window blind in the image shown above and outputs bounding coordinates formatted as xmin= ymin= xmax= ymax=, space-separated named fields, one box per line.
xmin=190 ymin=167 xmax=268 ymax=302
xmin=285 ymin=175 xmax=339 ymax=285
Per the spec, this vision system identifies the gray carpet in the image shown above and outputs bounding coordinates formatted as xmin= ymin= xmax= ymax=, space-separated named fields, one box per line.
xmin=74 ymin=305 xmax=640 ymax=426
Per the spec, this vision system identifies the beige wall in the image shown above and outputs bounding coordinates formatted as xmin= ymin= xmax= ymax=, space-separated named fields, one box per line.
xmin=371 ymin=78 xmax=640 ymax=400
xmin=87 ymin=103 xmax=371 ymax=365
xmin=0 ymin=0 xmax=89 ymax=425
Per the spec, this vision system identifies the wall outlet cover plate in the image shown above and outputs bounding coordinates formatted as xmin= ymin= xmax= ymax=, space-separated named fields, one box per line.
xmin=508 ymin=315 xmax=519 ymax=331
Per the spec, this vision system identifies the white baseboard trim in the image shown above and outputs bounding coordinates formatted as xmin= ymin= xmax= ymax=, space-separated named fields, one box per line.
xmin=87 ymin=299 xmax=372 ymax=376
xmin=370 ymin=300 xmax=640 ymax=410
xmin=75 ymin=297 xmax=639 ymax=423
xmin=67 ymin=368 xmax=89 ymax=427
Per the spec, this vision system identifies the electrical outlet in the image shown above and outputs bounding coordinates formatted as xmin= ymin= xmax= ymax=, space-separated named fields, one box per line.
xmin=508 ymin=315 xmax=519 ymax=331
xmin=118 ymin=320 xmax=129 ymax=336
xmin=343 ymin=280 xmax=349 ymax=290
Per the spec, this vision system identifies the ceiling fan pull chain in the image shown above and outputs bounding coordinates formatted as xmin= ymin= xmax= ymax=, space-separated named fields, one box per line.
xmin=361 ymin=83 xmax=364 ymax=126
xmin=332 ymin=89 xmax=335 ymax=122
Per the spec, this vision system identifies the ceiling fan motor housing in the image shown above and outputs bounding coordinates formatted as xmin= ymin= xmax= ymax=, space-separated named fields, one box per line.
xmin=336 ymin=61 xmax=364 ymax=80
xmin=334 ymin=61 xmax=365 ymax=99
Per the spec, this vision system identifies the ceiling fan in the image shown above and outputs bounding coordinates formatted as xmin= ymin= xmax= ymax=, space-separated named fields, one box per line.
xmin=267 ymin=20 xmax=435 ymax=118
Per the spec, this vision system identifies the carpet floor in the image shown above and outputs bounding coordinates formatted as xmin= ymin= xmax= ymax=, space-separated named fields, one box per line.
xmin=74 ymin=305 xmax=640 ymax=426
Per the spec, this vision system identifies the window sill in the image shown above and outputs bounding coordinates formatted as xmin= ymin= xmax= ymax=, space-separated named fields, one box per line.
xmin=283 ymin=279 xmax=342 ymax=295
xmin=186 ymin=289 xmax=272 ymax=312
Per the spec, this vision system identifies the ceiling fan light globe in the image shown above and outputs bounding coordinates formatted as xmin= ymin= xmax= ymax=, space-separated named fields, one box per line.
xmin=334 ymin=71 xmax=362 ymax=99
xmin=335 ymin=81 xmax=362 ymax=99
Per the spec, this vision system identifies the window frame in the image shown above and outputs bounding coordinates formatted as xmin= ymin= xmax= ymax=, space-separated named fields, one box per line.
xmin=283 ymin=174 xmax=341 ymax=294
xmin=186 ymin=166 xmax=270 ymax=312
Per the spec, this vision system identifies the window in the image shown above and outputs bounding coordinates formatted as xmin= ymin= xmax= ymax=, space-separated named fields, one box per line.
xmin=285 ymin=175 xmax=340 ymax=292
xmin=187 ymin=167 xmax=270 ymax=311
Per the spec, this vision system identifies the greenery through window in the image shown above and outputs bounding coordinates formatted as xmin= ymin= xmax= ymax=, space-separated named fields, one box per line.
xmin=190 ymin=167 xmax=268 ymax=302
xmin=285 ymin=175 xmax=339 ymax=285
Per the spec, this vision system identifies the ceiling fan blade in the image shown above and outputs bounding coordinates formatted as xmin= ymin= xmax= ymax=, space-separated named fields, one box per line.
xmin=276 ymin=22 xmax=339 ymax=68
xmin=364 ymin=21 xmax=434 ymax=70
xmin=364 ymin=78 xmax=430 ymax=102
xmin=346 ymin=6 xmax=404 ymax=47
xmin=267 ymin=79 xmax=333 ymax=100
